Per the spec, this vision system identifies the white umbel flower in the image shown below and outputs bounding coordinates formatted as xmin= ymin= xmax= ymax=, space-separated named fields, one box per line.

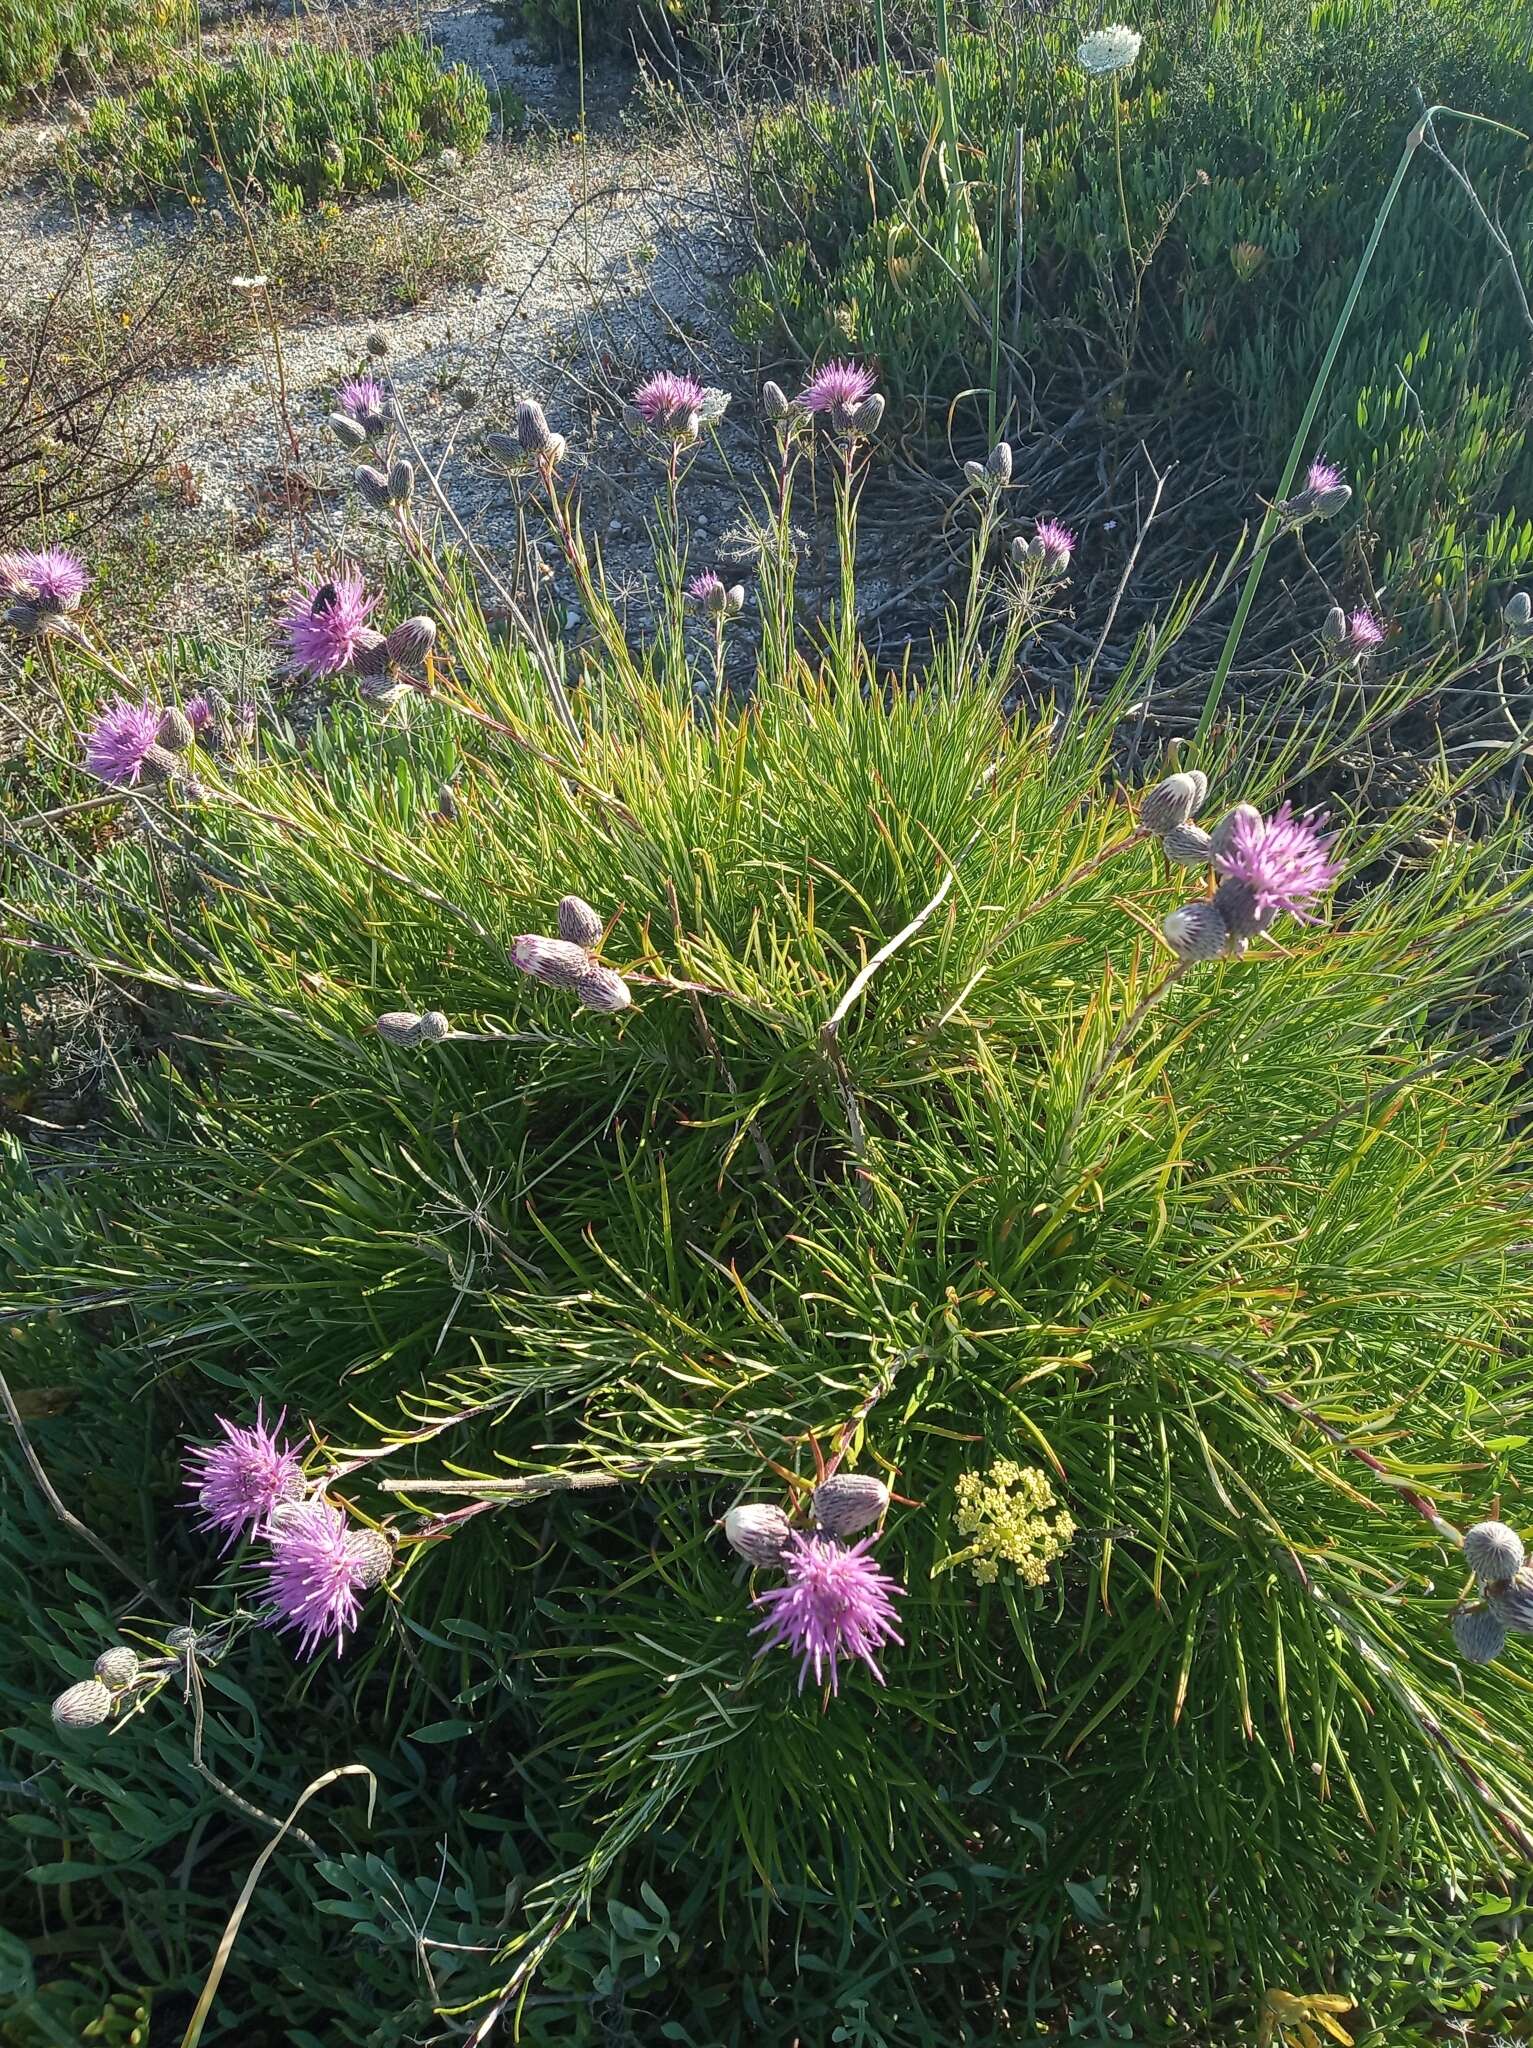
xmin=1078 ymin=24 xmax=1143 ymax=75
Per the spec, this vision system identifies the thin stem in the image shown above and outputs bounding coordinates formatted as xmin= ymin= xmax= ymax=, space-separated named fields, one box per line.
xmin=1057 ymin=958 xmax=1188 ymax=1168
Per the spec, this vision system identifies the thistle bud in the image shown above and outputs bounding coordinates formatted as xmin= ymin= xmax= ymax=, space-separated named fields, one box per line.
xmin=165 ymin=1626 xmax=200 ymax=1651
xmin=355 ymin=464 xmax=392 ymax=511
xmin=963 ymin=460 xmax=987 ymax=488
xmin=812 ymin=1473 xmax=890 ymax=1538
xmin=1464 ymin=1520 xmax=1526 ymax=1586
xmin=847 ymin=394 xmax=885 ymax=437
xmin=1139 ymin=772 xmax=1204 ymax=834
xmin=435 ymin=782 xmax=460 ymax=824
xmin=139 ymin=743 xmax=183 ymax=784
xmin=386 ymin=616 xmax=436 ymax=669
xmin=556 ymin=895 xmax=605 ymax=947
xmin=1322 ymin=605 xmax=1348 ymax=647
xmin=1312 ymin=482 xmax=1352 ymax=520
xmin=724 ymin=1502 xmax=792 ymax=1566
xmin=1487 ymin=1566 xmax=1533 ymax=1634
xmin=483 ymin=431 xmax=520 ymax=469
xmin=516 ymin=398 xmax=556 ymax=457
xmin=93 ymin=1646 xmax=140 ymax=1692
xmin=345 ymin=1528 xmax=395 ymax=1589
xmin=1209 ymin=803 xmax=1261 ymax=863
xmin=376 ymin=1010 xmax=451 ymax=1047
xmin=1161 ymin=822 xmax=1215 ymax=868
xmin=387 ymin=457 xmax=415 ymax=506
xmin=1162 ymin=900 xmax=1230 ymax=964
xmin=511 ymin=934 xmax=589 ymax=992
xmin=156 ymin=706 xmax=196 ymax=754
xmin=985 ymin=441 xmax=1013 ymax=485
xmin=1212 ymin=876 xmax=1275 ymax=943
xmin=352 ymin=628 xmax=390 ymax=678
xmin=761 ymin=381 xmax=790 ymax=421
xmin=724 ymin=584 xmax=746 ymax=618
xmin=328 ymin=412 xmax=368 ymax=450
xmin=574 ymin=961 xmax=632 ymax=1014
xmin=1503 ymin=591 xmax=1532 ymax=646
xmin=1451 ymin=1604 xmax=1507 ymax=1666
xmin=52 ymin=1679 xmax=113 ymax=1730
xmin=365 ymin=331 xmax=388 ymax=358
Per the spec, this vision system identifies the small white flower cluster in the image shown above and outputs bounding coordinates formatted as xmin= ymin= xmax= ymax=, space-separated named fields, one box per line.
xmin=1077 ymin=23 xmax=1143 ymax=76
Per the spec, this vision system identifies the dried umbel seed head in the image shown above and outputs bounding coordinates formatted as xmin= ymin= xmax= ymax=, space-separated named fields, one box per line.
xmin=1163 ymin=900 xmax=1230 ymax=963
xmin=376 ymin=1010 xmax=450 ymax=1047
xmin=1161 ymin=822 xmax=1215 ymax=868
xmin=52 ymin=1679 xmax=113 ymax=1730
xmin=1139 ymin=771 xmax=1205 ymax=834
xmin=1464 ymin=1519 xmax=1526 ymax=1586
xmin=155 ymin=706 xmax=196 ymax=754
xmin=386 ymin=616 xmax=436 ymax=669
xmin=1503 ymin=591 xmax=1532 ymax=645
xmin=574 ymin=960 xmax=632 ymax=1014
xmin=1452 ymin=1604 xmax=1507 ymax=1666
xmin=812 ymin=1473 xmax=891 ymax=1539
xmin=94 ymin=1646 xmax=141 ymax=1691
xmin=557 ymin=895 xmax=605 ymax=947
xmin=1487 ymin=1567 xmax=1533 ymax=1634
xmin=1212 ymin=876 xmax=1275 ymax=944
xmin=345 ymin=1528 xmax=395 ymax=1589
xmin=1209 ymin=803 xmax=1262 ymax=864
xmin=724 ymin=1502 xmax=793 ymax=1566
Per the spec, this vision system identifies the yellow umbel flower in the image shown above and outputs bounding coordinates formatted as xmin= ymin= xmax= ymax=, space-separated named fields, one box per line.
xmin=1258 ymin=1988 xmax=1356 ymax=2048
xmin=941 ymin=1458 xmax=1075 ymax=1587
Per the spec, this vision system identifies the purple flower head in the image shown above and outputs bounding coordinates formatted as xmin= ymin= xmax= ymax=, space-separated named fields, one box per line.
xmin=1 ymin=546 xmax=90 ymax=614
xmin=337 ymin=376 xmax=388 ymax=429
xmin=261 ymin=1498 xmax=375 ymax=1658
xmin=1306 ymin=458 xmax=1344 ymax=497
xmin=687 ymin=570 xmax=725 ymax=606
xmin=282 ymin=571 xmax=377 ymax=677
xmin=1036 ymin=518 xmax=1075 ymax=571
xmin=750 ymin=1531 xmax=904 ymax=1694
xmin=83 ymin=697 xmax=163 ymax=787
xmin=796 ymin=359 xmax=876 ymax=419
xmin=632 ymin=372 xmax=705 ymax=436
xmin=1345 ymin=607 xmax=1384 ymax=651
xmin=185 ymin=1404 xmax=306 ymax=1550
xmin=185 ymin=693 xmax=215 ymax=733
xmin=1213 ymin=800 xmax=1339 ymax=923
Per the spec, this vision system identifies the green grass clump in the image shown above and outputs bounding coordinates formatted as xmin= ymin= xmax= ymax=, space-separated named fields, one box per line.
xmin=738 ymin=0 xmax=1533 ymax=621
xmin=3 ymin=459 xmax=1532 ymax=2041
xmin=0 ymin=0 xmax=188 ymax=110
xmin=63 ymin=34 xmax=490 ymax=213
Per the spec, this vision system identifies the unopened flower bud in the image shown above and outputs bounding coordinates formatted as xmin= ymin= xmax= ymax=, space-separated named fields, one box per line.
xmin=386 ymin=616 xmax=436 ymax=668
xmin=387 ymin=457 xmax=415 ymax=505
xmin=724 ymin=583 xmax=746 ymax=618
xmin=346 ymin=1528 xmax=395 ymax=1589
xmin=365 ymin=331 xmax=388 ymax=358
xmin=1161 ymin=822 xmax=1215 ymax=867
xmin=1503 ymin=591 xmax=1532 ymax=646
xmin=328 ymin=412 xmax=368 ymax=450
xmin=1162 ymin=900 xmax=1230 ymax=963
xmin=376 ymin=1010 xmax=450 ymax=1047
xmin=812 ymin=1473 xmax=890 ymax=1538
xmin=761 ymin=381 xmax=790 ymax=421
xmin=556 ymin=895 xmax=605 ymax=947
xmin=985 ymin=441 xmax=1013 ymax=485
xmin=156 ymin=706 xmax=196 ymax=753
xmin=724 ymin=1501 xmax=792 ymax=1565
xmin=1208 ymin=803 xmax=1261 ymax=863
xmin=139 ymin=743 xmax=183 ymax=783
xmin=352 ymin=628 xmax=390 ymax=678
xmin=511 ymin=934 xmax=588 ymax=993
xmin=1322 ymin=605 xmax=1347 ymax=647
xmin=435 ymin=782 xmax=460 ymax=824
xmin=1452 ymin=1604 xmax=1507 ymax=1665
xmin=1487 ymin=1566 xmax=1533 ymax=1633
xmin=847 ymin=394 xmax=885 ymax=437
xmin=52 ymin=1679 xmax=113 ymax=1730
xmin=1139 ymin=772 xmax=1203 ymax=834
xmin=355 ymin=463 xmax=392 ymax=511
xmin=1465 ymin=1520 xmax=1525 ymax=1586
xmin=94 ymin=1646 xmax=140 ymax=1691
xmin=574 ymin=960 xmax=632 ymax=1014
xmin=1212 ymin=876 xmax=1275 ymax=943
xmin=1312 ymin=482 xmax=1352 ymax=520
xmin=963 ymin=459 xmax=986 ymax=488
xmin=516 ymin=398 xmax=555 ymax=457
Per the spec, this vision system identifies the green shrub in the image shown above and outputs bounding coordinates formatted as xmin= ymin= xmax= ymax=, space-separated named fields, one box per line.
xmin=4 ymin=401 xmax=1533 ymax=2042
xmin=739 ymin=0 xmax=1533 ymax=621
xmin=0 ymin=0 xmax=187 ymax=110
xmin=62 ymin=34 xmax=491 ymax=213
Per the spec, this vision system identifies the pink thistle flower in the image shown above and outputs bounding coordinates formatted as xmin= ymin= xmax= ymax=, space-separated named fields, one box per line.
xmin=750 ymin=1531 xmax=904 ymax=1694
xmin=632 ymin=372 xmax=705 ymax=437
xmin=687 ymin=571 xmax=725 ymax=606
xmin=795 ymin=359 xmax=876 ymax=419
xmin=1 ymin=546 xmax=90 ymax=614
xmin=1345 ymin=607 xmax=1384 ymax=652
xmin=337 ymin=376 xmax=388 ymax=430
xmin=1035 ymin=518 xmax=1075 ymax=572
xmin=185 ymin=1404 xmax=306 ymax=1550
xmin=1306 ymin=458 xmax=1344 ymax=496
xmin=1213 ymin=800 xmax=1339 ymax=924
xmin=282 ymin=571 xmax=377 ymax=677
xmin=261 ymin=1499 xmax=377 ymax=1658
xmin=185 ymin=693 xmax=215 ymax=733
xmin=83 ymin=697 xmax=163 ymax=786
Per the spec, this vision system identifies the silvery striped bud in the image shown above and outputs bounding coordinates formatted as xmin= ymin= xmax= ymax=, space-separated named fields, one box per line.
xmin=387 ymin=457 xmax=415 ymax=506
xmin=376 ymin=1009 xmax=450 ymax=1047
xmin=165 ymin=1626 xmax=200 ymax=1651
xmin=1487 ymin=1566 xmax=1533 ymax=1633
xmin=1464 ymin=1520 xmax=1525 ymax=1586
xmin=156 ymin=706 xmax=195 ymax=753
xmin=94 ymin=1646 xmax=140 ymax=1692
xmin=574 ymin=960 xmax=632 ymax=1014
xmin=366 ymin=331 xmax=388 ymax=358
xmin=963 ymin=460 xmax=987 ymax=488
xmin=139 ymin=743 xmax=183 ymax=783
xmin=985 ymin=441 xmax=1013 ymax=485
xmin=360 ymin=676 xmax=412 ymax=709
xmin=1161 ymin=822 xmax=1215 ymax=867
xmin=484 ymin=431 xmax=521 ymax=469
xmin=386 ymin=616 xmax=436 ymax=669
xmin=355 ymin=464 xmax=392 ymax=511
xmin=1163 ymin=900 xmax=1230 ymax=963
xmin=812 ymin=1473 xmax=890 ymax=1538
xmin=1139 ymin=772 xmax=1203 ymax=834
xmin=52 ymin=1679 xmax=113 ymax=1730
xmin=1009 ymin=533 xmax=1041 ymax=572
xmin=436 ymin=782 xmax=460 ymax=824
xmin=761 ymin=381 xmax=790 ymax=421
xmin=1503 ymin=591 xmax=1532 ymax=646
xmin=557 ymin=895 xmax=604 ymax=947
xmin=352 ymin=629 xmax=390 ymax=678
xmin=511 ymin=934 xmax=588 ymax=992
xmin=328 ymin=412 xmax=368 ymax=450
xmin=1452 ymin=1605 xmax=1507 ymax=1666
xmin=1212 ymin=876 xmax=1275 ymax=943
xmin=1322 ymin=605 xmax=1347 ymax=647
xmin=346 ymin=1528 xmax=394 ymax=1589
xmin=847 ymin=394 xmax=885 ymax=437
xmin=1209 ymin=803 xmax=1261 ymax=864
xmin=724 ymin=584 xmax=746 ymax=618
xmin=517 ymin=398 xmax=557 ymax=457
xmin=1312 ymin=482 xmax=1352 ymax=519
xmin=724 ymin=1502 xmax=792 ymax=1565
